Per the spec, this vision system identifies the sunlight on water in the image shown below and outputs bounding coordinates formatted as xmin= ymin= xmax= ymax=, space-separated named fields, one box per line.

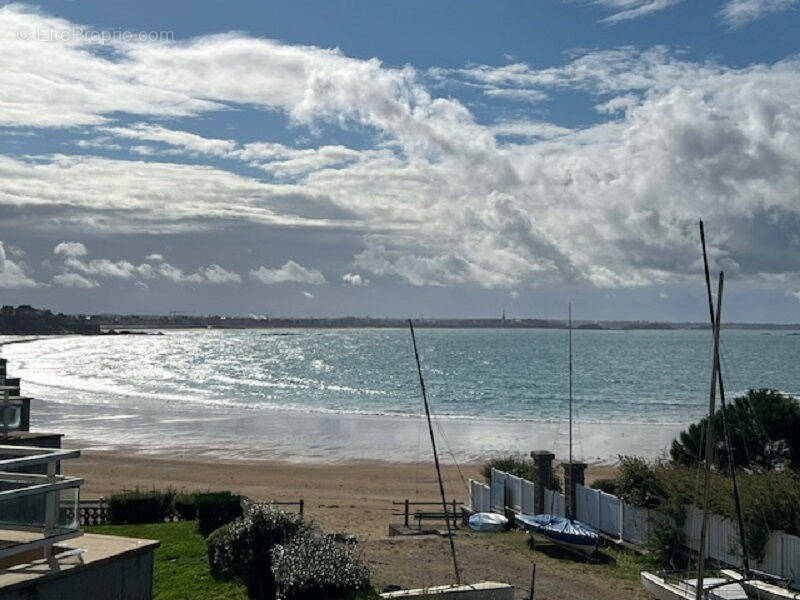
xmin=2 ymin=328 xmax=798 ymax=461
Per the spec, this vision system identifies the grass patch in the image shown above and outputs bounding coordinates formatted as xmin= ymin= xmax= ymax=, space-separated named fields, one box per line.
xmin=483 ymin=530 xmax=652 ymax=584
xmin=87 ymin=521 xmax=247 ymax=600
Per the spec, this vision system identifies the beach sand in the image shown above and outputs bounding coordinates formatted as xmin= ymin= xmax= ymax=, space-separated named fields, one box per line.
xmin=66 ymin=448 xmax=638 ymax=599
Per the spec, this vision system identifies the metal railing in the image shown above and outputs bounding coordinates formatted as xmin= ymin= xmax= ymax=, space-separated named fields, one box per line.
xmin=0 ymin=446 xmax=83 ymax=560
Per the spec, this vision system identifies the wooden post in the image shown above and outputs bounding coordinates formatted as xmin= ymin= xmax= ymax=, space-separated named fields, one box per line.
xmin=452 ymin=499 xmax=457 ymax=529
xmin=529 ymin=561 xmax=536 ymax=600
xmin=404 ymin=499 xmax=409 ymax=527
xmin=299 ymin=499 xmax=304 ymax=516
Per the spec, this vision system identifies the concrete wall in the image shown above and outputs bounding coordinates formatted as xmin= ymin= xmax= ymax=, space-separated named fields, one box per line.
xmin=0 ymin=537 xmax=157 ymax=600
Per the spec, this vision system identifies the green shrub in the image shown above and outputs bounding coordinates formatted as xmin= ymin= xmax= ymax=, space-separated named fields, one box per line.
xmin=108 ymin=488 xmax=175 ymax=525
xmin=648 ymin=463 xmax=800 ymax=561
xmin=647 ymin=495 xmax=688 ymax=569
xmin=272 ymin=532 xmax=371 ymax=600
xmin=590 ymin=478 xmax=616 ymax=495
xmin=481 ymin=454 xmax=562 ymax=492
xmin=614 ymin=456 xmax=663 ymax=508
xmin=207 ymin=506 xmax=307 ymax=599
xmin=196 ymin=492 xmax=243 ymax=537
xmin=670 ymin=389 xmax=800 ymax=471
xmin=175 ymin=493 xmax=197 ymax=521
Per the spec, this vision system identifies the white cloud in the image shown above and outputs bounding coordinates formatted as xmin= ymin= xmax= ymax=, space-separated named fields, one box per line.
xmin=2 ymin=5 xmax=800 ymax=293
xmin=482 ymin=88 xmax=548 ymax=103
xmin=342 ymin=272 xmax=369 ymax=286
xmin=100 ymin=123 xmax=237 ymax=156
xmin=250 ymin=261 xmax=326 ymax=285
xmin=491 ymin=121 xmax=573 ymax=139
xmin=785 ymin=289 xmax=800 ymax=301
xmin=64 ymin=257 xmax=143 ymax=279
xmin=0 ymin=241 xmax=36 ymax=288
xmin=719 ymin=0 xmax=799 ymax=28
xmin=157 ymin=263 xmax=204 ymax=284
xmin=146 ymin=253 xmax=164 ymax=262
xmin=301 ymin=291 xmax=314 ymax=298
xmin=156 ymin=262 xmax=241 ymax=285
xmin=509 ymin=290 xmax=520 ymax=299
xmin=53 ymin=241 xmax=87 ymax=257
xmin=592 ymin=0 xmax=685 ymax=23
xmin=202 ymin=264 xmax=242 ymax=285
xmin=53 ymin=272 xmax=98 ymax=288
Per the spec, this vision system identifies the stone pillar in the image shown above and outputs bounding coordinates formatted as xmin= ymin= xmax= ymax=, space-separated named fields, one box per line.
xmin=530 ymin=450 xmax=554 ymax=514
xmin=562 ymin=462 xmax=587 ymax=519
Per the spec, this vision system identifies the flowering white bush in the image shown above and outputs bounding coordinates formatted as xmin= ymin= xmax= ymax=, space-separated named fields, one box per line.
xmin=272 ymin=532 xmax=371 ymax=600
xmin=207 ymin=506 xmax=308 ymax=599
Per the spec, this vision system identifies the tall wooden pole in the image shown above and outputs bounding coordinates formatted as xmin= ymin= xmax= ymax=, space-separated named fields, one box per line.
xmin=409 ymin=320 xmax=461 ymax=585
xmin=699 ymin=221 xmax=750 ymax=574
xmin=696 ymin=271 xmax=724 ymax=600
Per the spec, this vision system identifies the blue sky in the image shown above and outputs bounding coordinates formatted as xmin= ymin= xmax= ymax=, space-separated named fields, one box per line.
xmin=1 ymin=0 xmax=800 ymax=321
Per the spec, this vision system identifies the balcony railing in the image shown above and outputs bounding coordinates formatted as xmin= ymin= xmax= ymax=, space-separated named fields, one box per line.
xmin=0 ymin=446 xmax=83 ymax=561
xmin=0 ymin=386 xmax=30 ymax=435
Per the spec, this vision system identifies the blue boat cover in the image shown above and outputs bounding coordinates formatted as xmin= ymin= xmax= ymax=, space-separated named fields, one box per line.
xmin=515 ymin=514 xmax=599 ymax=547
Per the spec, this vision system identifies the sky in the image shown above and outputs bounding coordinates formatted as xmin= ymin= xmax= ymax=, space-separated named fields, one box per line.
xmin=1 ymin=0 xmax=800 ymax=321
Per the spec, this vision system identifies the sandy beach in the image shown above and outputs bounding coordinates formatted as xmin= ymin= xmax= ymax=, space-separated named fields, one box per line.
xmin=66 ymin=448 xmax=639 ymax=599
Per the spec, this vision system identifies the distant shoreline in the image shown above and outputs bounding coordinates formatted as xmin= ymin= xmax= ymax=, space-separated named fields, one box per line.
xmin=4 ymin=321 xmax=800 ymax=334
xmin=3 ymin=304 xmax=800 ymax=334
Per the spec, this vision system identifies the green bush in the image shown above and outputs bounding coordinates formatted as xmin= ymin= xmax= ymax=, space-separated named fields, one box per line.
xmin=481 ymin=454 xmax=562 ymax=492
xmin=614 ymin=456 xmax=663 ymax=508
xmin=272 ymin=532 xmax=371 ymax=600
xmin=108 ymin=488 xmax=176 ymax=525
xmin=647 ymin=495 xmax=688 ymax=569
xmin=196 ymin=492 xmax=243 ymax=537
xmin=174 ymin=493 xmax=197 ymax=521
xmin=207 ymin=506 xmax=307 ymax=599
xmin=640 ymin=463 xmax=800 ymax=561
xmin=670 ymin=389 xmax=800 ymax=471
xmin=590 ymin=478 xmax=616 ymax=495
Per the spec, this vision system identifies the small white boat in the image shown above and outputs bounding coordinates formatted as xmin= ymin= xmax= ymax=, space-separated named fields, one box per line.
xmin=468 ymin=512 xmax=508 ymax=532
xmin=641 ymin=571 xmax=747 ymax=600
xmin=720 ymin=569 xmax=800 ymax=600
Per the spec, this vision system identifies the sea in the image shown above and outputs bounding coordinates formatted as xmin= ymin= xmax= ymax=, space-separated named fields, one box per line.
xmin=1 ymin=328 xmax=798 ymax=463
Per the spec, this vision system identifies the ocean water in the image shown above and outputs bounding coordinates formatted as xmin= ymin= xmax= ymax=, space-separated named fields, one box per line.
xmin=1 ymin=328 xmax=798 ymax=462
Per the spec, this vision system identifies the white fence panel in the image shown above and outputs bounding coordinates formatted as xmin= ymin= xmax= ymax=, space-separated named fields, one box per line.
xmin=521 ymin=480 xmax=535 ymax=515
xmin=599 ymin=492 xmax=621 ymax=538
xmin=780 ymin=533 xmax=800 ymax=589
xmin=490 ymin=468 xmax=507 ymax=512
xmin=576 ymin=485 xmax=600 ymax=530
xmin=469 ymin=479 xmax=491 ymax=513
xmin=469 ymin=479 xmax=480 ymax=512
xmin=544 ymin=488 xmax=566 ymax=517
xmin=707 ymin=512 xmax=739 ymax=566
xmin=756 ymin=531 xmax=783 ymax=578
xmin=506 ymin=475 xmax=522 ymax=512
xmin=623 ymin=504 xmax=651 ymax=546
xmin=684 ymin=505 xmax=703 ymax=553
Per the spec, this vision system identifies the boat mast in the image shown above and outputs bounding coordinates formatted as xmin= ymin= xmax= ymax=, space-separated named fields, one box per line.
xmin=568 ymin=303 xmax=573 ymax=474
xmin=408 ymin=320 xmax=461 ymax=585
xmin=696 ymin=271 xmax=724 ymax=600
xmin=699 ymin=221 xmax=750 ymax=575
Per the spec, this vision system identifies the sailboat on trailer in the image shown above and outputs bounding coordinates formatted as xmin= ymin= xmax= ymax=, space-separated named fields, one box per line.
xmin=515 ymin=304 xmax=599 ymax=557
